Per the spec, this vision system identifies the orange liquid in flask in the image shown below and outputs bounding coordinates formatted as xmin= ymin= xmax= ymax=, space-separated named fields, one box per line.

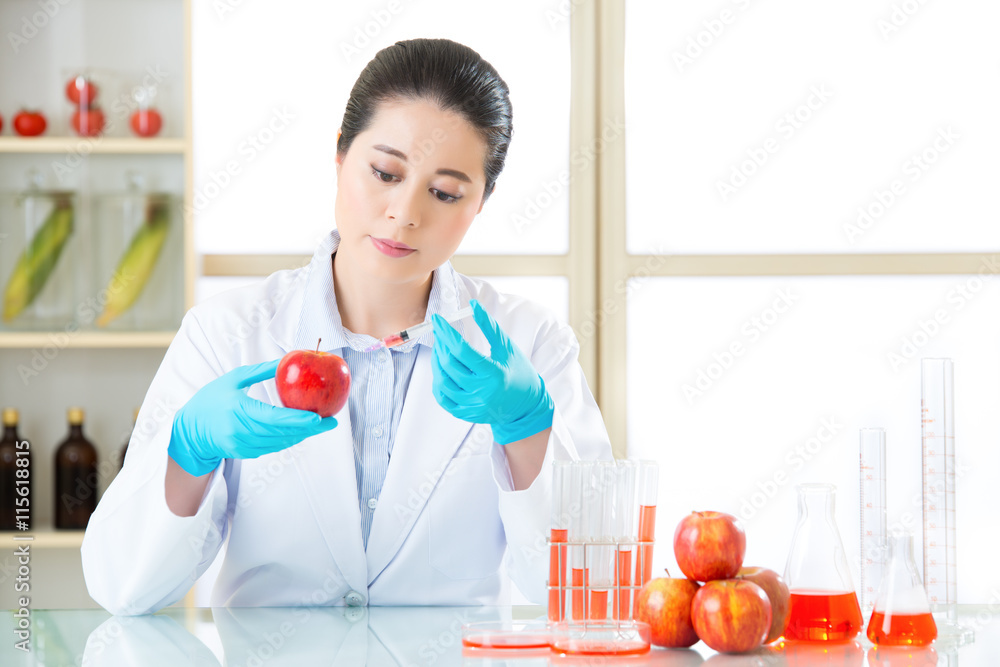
xmin=867 ymin=611 xmax=937 ymax=646
xmin=549 ymin=528 xmax=568 ymax=622
xmin=785 ymin=590 xmax=863 ymax=641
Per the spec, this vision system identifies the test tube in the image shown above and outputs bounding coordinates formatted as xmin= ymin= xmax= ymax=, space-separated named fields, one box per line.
xmin=549 ymin=461 xmax=571 ymax=622
xmin=569 ymin=461 xmax=590 ymax=621
xmin=613 ymin=460 xmax=637 ymax=620
xmin=859 ymin=428 xmax=887 ymax=619
xmin=634 ymin=460 xmax=658 ymax=614
xmin=587 ymin=462 xmax=616 ymax=621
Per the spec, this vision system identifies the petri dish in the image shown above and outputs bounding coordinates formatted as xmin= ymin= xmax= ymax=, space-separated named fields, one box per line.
xmin=549 ymin=620 xmax=651 ymax=656
xmin=460 ymin=619 xmax=552 ymax=650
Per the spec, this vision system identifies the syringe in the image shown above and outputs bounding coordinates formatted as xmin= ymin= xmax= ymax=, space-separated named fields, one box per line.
xmin=363 ymin=306 xmax=473 ymax=352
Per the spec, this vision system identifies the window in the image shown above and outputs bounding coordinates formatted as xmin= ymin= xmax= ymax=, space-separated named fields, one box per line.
xmin=618 ymin=0 xmax=1000 ymax=602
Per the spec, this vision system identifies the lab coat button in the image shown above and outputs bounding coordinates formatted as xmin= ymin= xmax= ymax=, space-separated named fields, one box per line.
xmin=367 ymin=497 xmax=378 ymax=509
xmin=344 ymin=590 xmax=366 ymax=606
xmin=372 ymin=426 xmax=383 ymax=437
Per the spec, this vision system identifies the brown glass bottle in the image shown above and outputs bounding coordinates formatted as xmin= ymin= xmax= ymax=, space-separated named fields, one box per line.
xmin=1 ymin=408 xmax=31 ymax=531
xmin=54 ymin=407 xmax=99 ymax=530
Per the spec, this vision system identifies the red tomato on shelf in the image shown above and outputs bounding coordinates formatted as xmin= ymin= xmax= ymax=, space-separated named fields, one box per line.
xmin=13 ymin=110 xmax=47 ymax=137
xmin=71 ymin=108 xmax=105 ymax=137
xmin=66 ymin=76 xmax=98 ymax=106
xmin=130 ymin=108 xmax=163 ymax=138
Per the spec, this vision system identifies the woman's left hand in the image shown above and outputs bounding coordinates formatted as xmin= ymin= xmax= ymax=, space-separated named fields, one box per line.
xmin=431 ymin=299 xmax=554 ymax=445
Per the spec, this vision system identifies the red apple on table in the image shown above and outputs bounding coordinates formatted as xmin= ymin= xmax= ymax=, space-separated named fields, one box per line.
xmin=735 ymin=566 xmax=790 ymax=644
xmin=691 ymin=579 xmax=771 ymax=654
xmin=275 ymin=340 xmax=351 ymax=417
xmin=636 ymin=570 xmax=701 ymax=648
xmin=674 ymin=511 xmax=746 ymax=582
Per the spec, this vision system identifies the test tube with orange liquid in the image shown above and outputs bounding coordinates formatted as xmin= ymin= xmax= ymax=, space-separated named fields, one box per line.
xmin=613 ymin=461 xmax=637 ymax=620
xmin=569 ymin=462 xmax=589 ymax=621
xmin=549 ymin=461 xmax=571 ymax=622
xmin=633 ymin=461 xmax=658 ymax=615
xmin=587 ymin=462 xmax=615 ymax=621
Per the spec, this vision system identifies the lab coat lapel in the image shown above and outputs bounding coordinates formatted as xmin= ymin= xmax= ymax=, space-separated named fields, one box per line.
xmin=364 ymin=345 xmax=474 ymax=585
xmin=262 ymin=368 xmax=369 ymax=599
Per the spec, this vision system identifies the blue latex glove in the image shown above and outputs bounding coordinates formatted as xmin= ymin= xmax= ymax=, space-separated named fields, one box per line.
xmin=431 ymin=299 xmax=554 ymax=445
xmin=168 ymin=359 xmax=339 ymax=477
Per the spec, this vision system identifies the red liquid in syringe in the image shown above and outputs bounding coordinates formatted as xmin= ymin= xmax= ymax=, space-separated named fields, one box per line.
xmin=867 ymin=611 xmax=938 ymax=646
xmin=785 ymin=590 xmax=863 ymax=641
xmin=548 ymin=528 xmax=568 ymax=622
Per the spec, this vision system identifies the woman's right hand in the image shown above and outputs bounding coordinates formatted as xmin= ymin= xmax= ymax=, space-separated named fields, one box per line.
xmin=167 ymin=359 xmax=338 ymax=477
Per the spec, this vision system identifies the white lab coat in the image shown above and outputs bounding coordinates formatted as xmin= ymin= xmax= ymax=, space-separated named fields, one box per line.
xmin=81 ymin=231 xmax=613 ymax=615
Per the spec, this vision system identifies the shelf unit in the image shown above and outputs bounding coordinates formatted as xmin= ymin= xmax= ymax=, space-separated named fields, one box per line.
xmin=0 ymin=0 xmax=194 ymax=341
xmin=0 ymin=0 xmax=193 ymax=574
xmin=0 ymin=529 xmax=85 ymax=549
xmin=0 ymin=331 xmax=176 ymax=349
xmin=0 ymin=137 xmax=186 ymax=155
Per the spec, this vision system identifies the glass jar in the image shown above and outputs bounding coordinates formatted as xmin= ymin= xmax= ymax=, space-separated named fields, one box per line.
xmin=0 ymin=185 xmax=82 ymax=331
xmin=90 ymin=176 xmax=183 ymax=331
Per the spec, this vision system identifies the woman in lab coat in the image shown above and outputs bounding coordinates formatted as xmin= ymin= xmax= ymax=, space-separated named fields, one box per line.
xmin=81 ymin=38 xmax=612 ymax=615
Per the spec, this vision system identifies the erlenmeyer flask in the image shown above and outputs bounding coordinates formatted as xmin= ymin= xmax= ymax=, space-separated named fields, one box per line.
xmin=867 ymin=531 xmax=937 ymax=646
xmin=783 ymin=483 xmax=863 ymax=641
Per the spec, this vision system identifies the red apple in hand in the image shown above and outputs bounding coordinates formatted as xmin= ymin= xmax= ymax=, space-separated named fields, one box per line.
xmin=275 ymin=340 xmax=351 ymax=417
xmin=735 ymin=566 xmax=790 ymax=643
xmin=674 ymin=511 xmax=746 ymax=582
xmin=691 ymin=579 xmax=771 ymax=654
xmin=636 ymin=570 xmax=701 ymax=648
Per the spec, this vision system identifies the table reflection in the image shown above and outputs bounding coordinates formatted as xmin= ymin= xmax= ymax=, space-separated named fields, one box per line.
xmin=867 ymin=645 xmax=940 ymax=667
xmin=81 ymin=606 xmax=518 ymax=666
xmin=22 ymin=605 xmax=982 ymax=666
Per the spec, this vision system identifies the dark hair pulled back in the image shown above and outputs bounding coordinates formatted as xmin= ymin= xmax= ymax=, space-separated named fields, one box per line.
xmin=337 ymin=38 xmax=512 ymax=202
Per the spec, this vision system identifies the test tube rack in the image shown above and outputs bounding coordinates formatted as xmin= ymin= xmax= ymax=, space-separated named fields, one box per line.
xmin=547 ymin=459 xmax=657 ymax=656
xmin=546 ymin=536 xmax=653 ymax=655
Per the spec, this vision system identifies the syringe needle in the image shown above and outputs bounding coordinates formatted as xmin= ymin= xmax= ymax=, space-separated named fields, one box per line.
xmin=363 ymin=306 xmax=474 ymax=353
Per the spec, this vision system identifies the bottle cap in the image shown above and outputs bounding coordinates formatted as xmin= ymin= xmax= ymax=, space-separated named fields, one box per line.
xmin=2 ymin=408 xmax=18 ymax=426
xmin=68 ymin=407 xmax=84 ymax=425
